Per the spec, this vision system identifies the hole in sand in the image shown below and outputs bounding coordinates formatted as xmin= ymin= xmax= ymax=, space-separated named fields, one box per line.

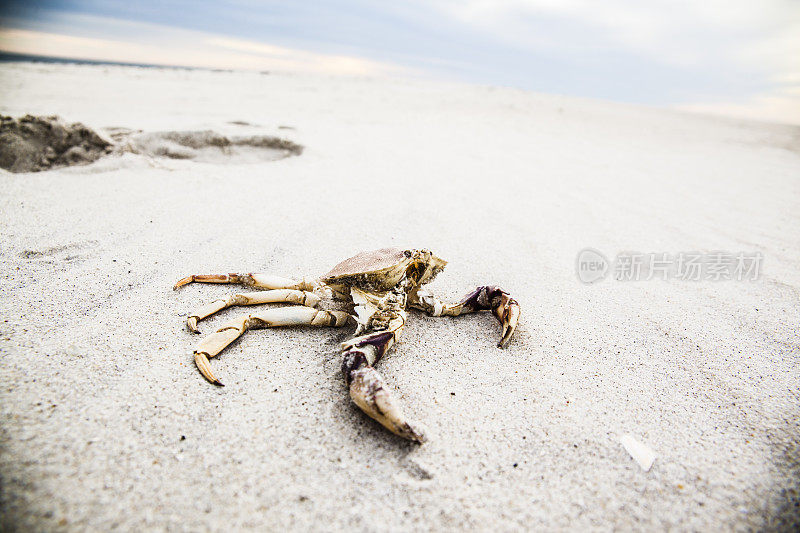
xmin=0 ymin=115 xmax=303 ymax=173
xmin=126 ymin=130 xmax=302 ymax=163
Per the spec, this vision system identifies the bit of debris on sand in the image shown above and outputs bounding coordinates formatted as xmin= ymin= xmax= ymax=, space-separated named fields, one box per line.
xmin=620 ymin=434 xmax=657 ymax=472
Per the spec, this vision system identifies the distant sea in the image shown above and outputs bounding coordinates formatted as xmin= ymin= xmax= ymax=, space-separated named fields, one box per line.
xmin=0 ymin=51 xmax=234 ymax=73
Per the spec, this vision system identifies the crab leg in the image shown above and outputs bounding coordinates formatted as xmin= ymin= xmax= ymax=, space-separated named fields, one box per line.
xmin=340 ymin=316 xmax=424 ymax=443
xmin=185 ymin=289 xmax=320 ymax=333
xmin=410 ymin=286 xmax=520 ymax=348
xmin=174 ymin=272 xmax=316 ymax=292
xmin=193 ymin=307 xmax=350 ymax=386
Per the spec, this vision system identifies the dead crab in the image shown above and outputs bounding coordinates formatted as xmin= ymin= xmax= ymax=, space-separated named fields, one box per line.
xmin=174 ymin=248 xmax=520 ymax=443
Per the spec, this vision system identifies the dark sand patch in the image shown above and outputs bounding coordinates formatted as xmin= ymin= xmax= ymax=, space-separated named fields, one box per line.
xmin=0 ymin=115 xmax=112 ymax=173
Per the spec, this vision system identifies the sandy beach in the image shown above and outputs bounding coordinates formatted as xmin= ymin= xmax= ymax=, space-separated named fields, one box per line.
xmin=0 ymin=61 xmax=798 ymax=531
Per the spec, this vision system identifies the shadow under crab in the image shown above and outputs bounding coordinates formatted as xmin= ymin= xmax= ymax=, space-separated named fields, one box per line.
xmin=173 ymin=247 xmax=520 ymax=443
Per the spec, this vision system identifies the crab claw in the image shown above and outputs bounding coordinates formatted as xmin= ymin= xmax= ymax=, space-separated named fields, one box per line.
xmin=342 ymin=334 xmax=424 ymax=443
xmin=457 ymin=285 xmax=520 ymax=348
xmin=493 ymin=292 xmax=520 ymax=348
xmin=348 ymin=365 xmax=424 ymax=443
xmin=194 ymin=352 xmax=224 ymax=386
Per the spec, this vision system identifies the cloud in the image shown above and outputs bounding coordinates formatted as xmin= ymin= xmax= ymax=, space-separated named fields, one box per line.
xmin=0 ymin=14 xmax=409 ymax=77
xmin=423 ymin=1 xmax=799 ymax=69
xmin=206 ymin=36 xmax=405 ymax=75
xmin=418 ymin=0 xmax=800 ymax=123
xmin=0 ymin=3 xmax=797 ymax=124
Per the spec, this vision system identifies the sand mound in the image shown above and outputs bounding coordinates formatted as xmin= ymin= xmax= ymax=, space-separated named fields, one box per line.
xmin=0 ymin=117 xmax=304 ymax=173
xmin=0 ymin=115 xmax=112 ymax=173
xmin=126 ymin=130 xmax=303 ymax=163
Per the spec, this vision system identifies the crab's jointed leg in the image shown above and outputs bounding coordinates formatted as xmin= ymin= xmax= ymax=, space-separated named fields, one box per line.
xmin=193 ymin=306 xmax=350 ymax=386
xmin=410 ymin=285 xmax=520 ymax=348
xmin=185 ymin=289 xmax=320 ymax=333
xmin=341 ymin=332 xmax=423 ymax=443
xmin=174 ymin=272 xmax=316 ymax=292
xmin=340 ymin=293 xmax=423 ymax=443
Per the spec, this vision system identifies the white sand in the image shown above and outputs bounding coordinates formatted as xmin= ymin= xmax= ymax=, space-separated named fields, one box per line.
xmin=0 ymin=62 xmax=798 ymax=531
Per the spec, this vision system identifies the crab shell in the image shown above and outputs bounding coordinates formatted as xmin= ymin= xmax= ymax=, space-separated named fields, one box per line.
xmin=321 ymin=248 xmax=447 ymax=296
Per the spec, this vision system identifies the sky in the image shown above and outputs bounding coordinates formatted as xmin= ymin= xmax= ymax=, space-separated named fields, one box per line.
xmin=0 ymin=1 xmax=798 ymax=124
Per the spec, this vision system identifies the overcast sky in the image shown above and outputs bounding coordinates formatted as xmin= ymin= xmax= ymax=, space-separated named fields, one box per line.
xmin=1 ymin=1 xmax=798 ymax=124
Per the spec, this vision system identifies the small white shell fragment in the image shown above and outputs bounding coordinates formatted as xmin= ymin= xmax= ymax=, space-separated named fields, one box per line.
xmin=620 ymin=434 xmax=656 ymax=471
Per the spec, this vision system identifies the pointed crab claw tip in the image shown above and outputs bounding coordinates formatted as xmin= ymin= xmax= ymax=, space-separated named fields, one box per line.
xmin=187 ymin=317 xmax=200 ymax=333
xmin=496 ymin=300 xmax=520 ymax=348
xmin=501 ymin=322 xmax=518 ymax=346
xmin=398 ymin=424 xmax=425 ymax=443
xmin=194 ymin=352 xmax=222 ymax=386
xmin=173 ymin=276 xmax=193 ymax=290
xmin=409 ymin=431 xmax=425 ymax=444
xmin=498 ymin=324 xmax=516 ymax=348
